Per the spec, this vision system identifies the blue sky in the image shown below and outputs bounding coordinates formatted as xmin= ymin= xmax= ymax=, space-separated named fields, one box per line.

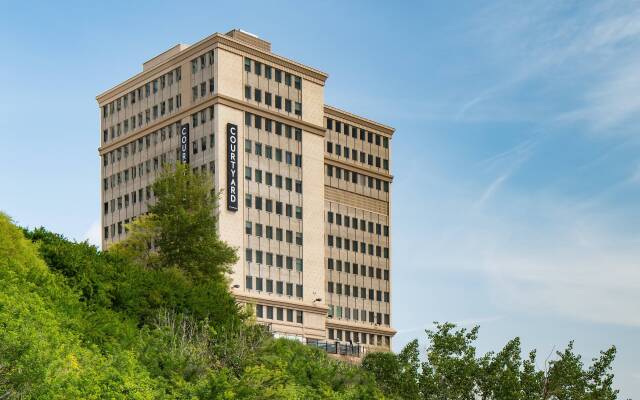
xmin=1 ymin=0 xmax=639 ymax=396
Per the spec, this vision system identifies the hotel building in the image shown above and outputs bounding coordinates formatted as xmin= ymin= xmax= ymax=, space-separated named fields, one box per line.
xmin=97 ymin=29 xmax=395 ymax=352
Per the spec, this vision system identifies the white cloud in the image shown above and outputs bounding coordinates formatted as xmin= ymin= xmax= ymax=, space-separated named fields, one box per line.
xmin=397 ymin=185 xmax=640 ymax=327
xmin=83 ymin=218 xmax=101 ymax=249
xmin=453 ymin=0 xmax=640 ymax=133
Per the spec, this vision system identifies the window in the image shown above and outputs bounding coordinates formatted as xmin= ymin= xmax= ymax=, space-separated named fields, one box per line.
xmin=285 ymin=99 xmax=292 ymax=112
xmin=246 ymin=276 xmax=253 ymax=290
xmin=254 ymin=88 xmax=262 ymax=102
xmin=294 ymin=76 xmax=302 ymax=89
xmin=276 ymin=281 xmax=283 ymax=295
xmin=275 ymin=69 xmax=282 ymax=82
xmin=244 ymin=57 xmax=251 ymax=72
xmin=294 ymin=102 xmax=302 ymax=116
xmin=244 ymin=85 xmax=251 ymax=100
xmin=275 ymin=95 xmax=282 ymax=109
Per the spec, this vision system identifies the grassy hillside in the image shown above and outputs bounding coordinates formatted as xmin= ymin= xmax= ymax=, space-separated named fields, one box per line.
xmin=0 ymin=213 xmax=382 ymax=399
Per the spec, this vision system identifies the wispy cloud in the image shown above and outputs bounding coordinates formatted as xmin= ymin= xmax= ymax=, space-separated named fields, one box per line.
xmin=474 ymin=138 xmax=538 ymax=208
xmin=475 ymin=173 xmax=509 ymax=209
xmin=452 ymin=0 xmax=640 ymax=133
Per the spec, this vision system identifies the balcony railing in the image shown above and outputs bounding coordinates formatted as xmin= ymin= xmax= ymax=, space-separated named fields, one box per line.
xmin=304 ymin=338 xmax=363 ymax=357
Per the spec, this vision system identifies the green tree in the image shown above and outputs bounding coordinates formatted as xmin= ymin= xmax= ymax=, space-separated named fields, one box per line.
xmin=362 ymin=322 xmax=624 ymax=400
xmin=119 ymin=163 xmax=237 ymax=279
xmin=108 ymin=164 xmax=242 ymax=327
xmin=420 ymin=323 xmax=480 ymax=400
xmin=361 ymin=339 xmax=420 ymax=399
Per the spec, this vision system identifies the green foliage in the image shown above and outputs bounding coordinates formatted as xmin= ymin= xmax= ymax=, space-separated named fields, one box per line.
xmin=0 ymin=212 xmax=158 ymax=399
xmin=362 ymin=322 xmax=623 ymax=400
xmin=121 ymin=163 xmax=238 ymax=278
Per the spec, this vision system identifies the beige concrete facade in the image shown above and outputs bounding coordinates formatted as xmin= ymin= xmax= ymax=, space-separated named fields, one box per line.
xmin=97 ymin=29 xmax=395 ymax=350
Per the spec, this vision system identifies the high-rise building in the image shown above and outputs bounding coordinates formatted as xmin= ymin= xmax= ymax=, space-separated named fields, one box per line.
xmin=97 ymin=29 xmax=395 ymax=353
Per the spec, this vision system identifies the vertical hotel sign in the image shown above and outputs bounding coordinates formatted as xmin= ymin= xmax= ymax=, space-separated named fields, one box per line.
xmin=180 ymin=124 xmax=190 ymax=164
xmin=227 ymin=123 xmax=238 ymax=211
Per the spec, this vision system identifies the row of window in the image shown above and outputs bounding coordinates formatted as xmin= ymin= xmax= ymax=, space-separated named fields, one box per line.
xmin=326 ymin=165 xmax=390 ymax=193
xmin=327 ymin=259 xmax=389 ymax=280
xmin=327 ymin=212 xmax=389 ymax=237
xmin=244 ymin=168 xmax=303 ymax=195
xmin=328 ymin=328 xmax=391 ymax=346
xmin=244 ymin=112 xmax=303 ymax=142
xmin=246 ymin=276 xmax=304 ymax=298
xmin=326 ymin=141 xmax=389 ymax=170
xmin=102 ymin=124 xmax=215 ymax=172
xmin=191 ymin=104 xmax=216 ymax=127
xmin=326 ymin=118 xmax=389 ymax=149
xmin=245 ymin=139 xmax=302 ymax=166
xmin=244 ymin=85 xmax=302 ymax=115
xmin=246 ymin=219 xmax=303 ymax=240
xmin=192 ymin=78 xmax=215 ymax=102
xmin=328 ymin=305 xmax=390 ymax=326
xmin=255 ymin=304 xmax=304 ymax=324
xmin=102 ymin=66 xmax=182 ymax=119
xmin=245 ymin=164 xmax=301 ymax=188
xmin=245 ymin=249 xmax=303 ymax=270
xmin=327 ymin=282 xmax=389 ymax=303
xmin=103 ymin=144 xmax=212 ymax=191
xmin=327 ymin=235 xmax=389 ymax=258
xmin=102 ymin=94 xmax=183 ymax=143
xmin=104 ymin=218 xmax=133 ymax=239
xmin=104 ymin=187 xmax=150 ymax=214
xmin=244 ymin=57 xmax=302 ymax=90
xmin=103 ymin=122 xmax=188 ymax=166
xmin=191 ymin=50 xmax=215 ymax=73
